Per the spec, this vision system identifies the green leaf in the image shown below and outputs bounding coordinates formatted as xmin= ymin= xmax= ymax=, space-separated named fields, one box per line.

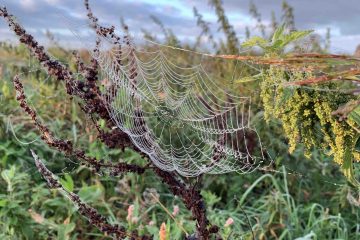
xmin=272 ymin=39 xmax=284 ymax=51
xmin=20 ymin=224 xmax=34 ymax=240
xmin=242 ymin=25 xmax=312 ymax=53
xmin=166 ymin=219 xmax=171 ymax=240
xmin=1 ymin=165 xmax=16 ymax=192
xmin=1 ymin=165 xmax=15 ymax=182
xmin=60 ymin=174 xmax=74 ymax=192
xmin=348 ymin=105 xmax=360 ymax=126
xmin=0 ymin=199 xmax=7 ymax=207
xmin=57 ymin=223 xmax=75 ymax=240
xmin=78 ymin=185 xmax=103 ymax=203
xmin=1 ymin=82 xmax=10 ymax=98
xmin=343 ymin=135 xmax=360 ymax=187
xmin=281 ymin=30 xmax=313 ymax=47
xmin=272 ymin=23 xmax=286 ymax=43
xmin=241 ymin=36 xmax=268 ymax=48
xmin=201 ymin=190 xmax=221 ymax=208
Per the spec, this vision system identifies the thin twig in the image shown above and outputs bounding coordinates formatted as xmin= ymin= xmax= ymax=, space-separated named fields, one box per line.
xmin=150 ymin=192 xmax=189 ymax=236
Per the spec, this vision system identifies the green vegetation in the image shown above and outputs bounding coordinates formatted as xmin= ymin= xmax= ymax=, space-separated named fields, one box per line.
xmin=0 ymin=1 xmax=360 ymax=239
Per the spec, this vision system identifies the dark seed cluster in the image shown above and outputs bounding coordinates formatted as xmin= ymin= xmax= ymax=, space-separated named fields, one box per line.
xmin=13 ymin=75 xmax=145 ymax=176
xmin=32 ymin=151 xmax=151 ymax=240
xmin=1 ymin=1 xmax=220 ymax=239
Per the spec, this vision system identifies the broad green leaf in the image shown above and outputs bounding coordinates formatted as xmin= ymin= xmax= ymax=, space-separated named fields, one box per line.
xmin=343 ymin=135 xmax=360 ymax=188
xmin=78 ymin=185 xmax=103 ymax=203
xmin=57 ymin=223 xmax=76 ymax=240
xmin=20 ymin=224 xmax=34 ymax=240
xmin=60 ymin=174 xmax=74 ymax=192
xmin=272 ymin=39 xmax=284 ymax=51
xmin=272 ymin=23 xmax=286 ymax=43
xmin=166 ymin=219 xmax=171 ymax=240
xmin=281 ymin=30 xmax=313 ymax=47
xmin=348 ymin=104 xmax=360 ymax=126
xmin=1 ymin=165 xmax=15 ymax=182
xmin=1 ymin=83 xmax=10 ymax=98
xmin=0 ymin=199 xmax=7 ymax=207
xmin=241 ymin=36 xmax=268 ymax=48
xmin=1 ymin=165 xmax=16 ymax=192
xmin=242 ymin=25 xmax=312 ymax=54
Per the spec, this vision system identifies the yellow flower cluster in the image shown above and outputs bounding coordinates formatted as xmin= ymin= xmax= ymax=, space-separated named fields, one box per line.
xmin=261 ymin=66 xmax=358 ymax=166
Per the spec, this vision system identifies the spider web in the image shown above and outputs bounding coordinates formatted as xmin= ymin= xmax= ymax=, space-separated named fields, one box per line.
xmin=79 ymin=30 xmax=269 ymax=177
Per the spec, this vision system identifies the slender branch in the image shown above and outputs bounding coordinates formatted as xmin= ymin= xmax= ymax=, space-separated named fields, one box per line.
xmin=332 ymin=99 xmax=360 ymax=121
xmin=0 ymin=5 xmax=139 ymax=151
xmin=31 ymin=150 xmax=150 ymax=240
xmin=285 ymin=68 xmax=360 ymax=86
xmin=291 ymin=53 xmax=359 ymax=61
xmin=82 ymin=1 xmax=219 ymax=238
xmin=215 ymin=53 xmax=360 ymax=66
xmin=1 ymin=3 xmax=220 ymax=239
xmin=13 ymin=75 xmax=145 ymax=175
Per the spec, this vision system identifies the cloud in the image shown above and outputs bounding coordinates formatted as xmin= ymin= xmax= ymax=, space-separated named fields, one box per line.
xmin=0 ymin=0 xmax=359 ymax=53
xmin=44 ymin=0 xmax=59 ymax=5
xmin=19 ymin=0 xmax=36 ymax=11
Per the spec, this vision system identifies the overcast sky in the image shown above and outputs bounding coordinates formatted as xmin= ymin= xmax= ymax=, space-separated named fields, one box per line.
xmin=0 ymin=0 xmax=359 ymax=53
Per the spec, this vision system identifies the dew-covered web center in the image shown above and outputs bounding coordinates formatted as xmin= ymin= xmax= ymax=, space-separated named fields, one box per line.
xmin=78 ymin=30 xmax=270 ymax=177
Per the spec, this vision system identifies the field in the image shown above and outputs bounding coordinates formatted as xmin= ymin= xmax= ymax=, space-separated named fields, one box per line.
xmin=0 ymin=1 xmax=360 ymax=239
